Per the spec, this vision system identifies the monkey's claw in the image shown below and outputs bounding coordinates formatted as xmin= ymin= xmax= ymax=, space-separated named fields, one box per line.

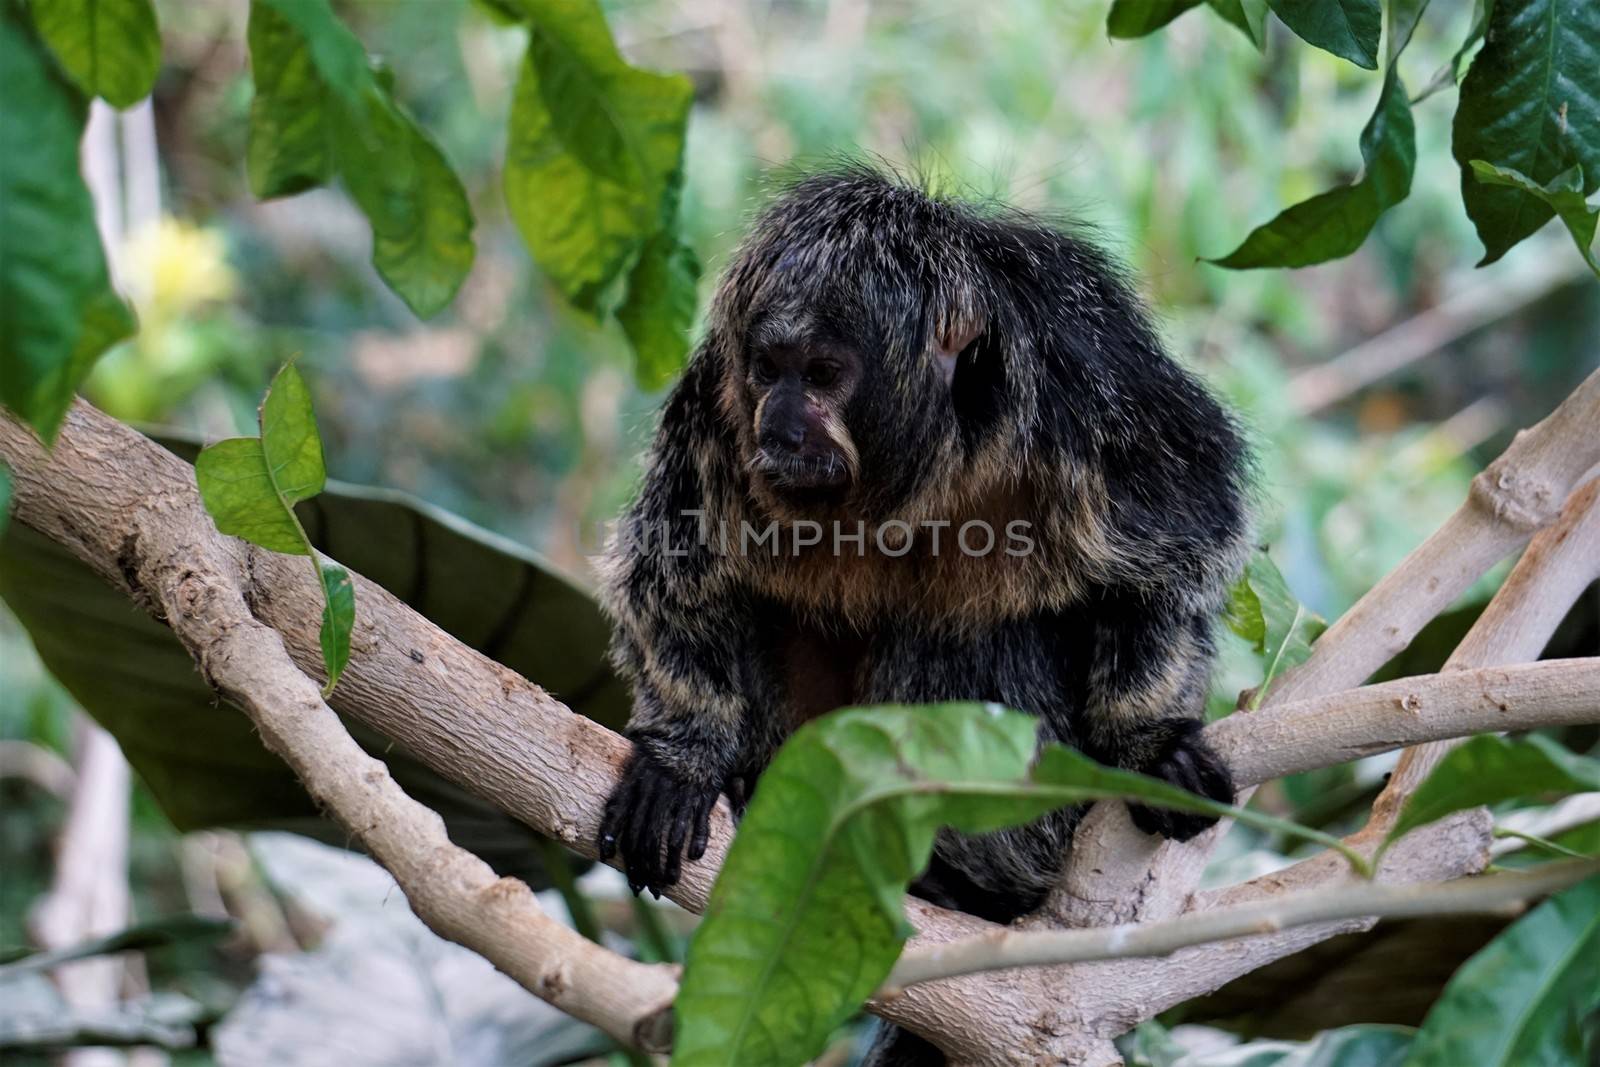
xmin=1128 ymin=719 xmax=1236 ymax=842
xmin=597 ymin=745 xmax=720 ymax=897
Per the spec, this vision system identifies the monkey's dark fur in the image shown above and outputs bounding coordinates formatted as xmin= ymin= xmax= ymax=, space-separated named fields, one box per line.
xmin=596 ymin=167 xmax=1250 ymax=1061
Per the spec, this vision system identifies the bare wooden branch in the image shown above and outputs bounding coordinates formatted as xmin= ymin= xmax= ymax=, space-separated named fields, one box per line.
xmin=1206 ymin=658 xmax=1600 ymax=786
xmin=0 ymin=404 xmax=678 ymax=1052
xmin=887 ymin=858 xmax=1599 ymax=989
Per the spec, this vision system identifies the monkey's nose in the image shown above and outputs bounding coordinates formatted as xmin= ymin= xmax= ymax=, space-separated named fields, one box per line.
xmin=764 ymin=422 xmax=807 ymax=450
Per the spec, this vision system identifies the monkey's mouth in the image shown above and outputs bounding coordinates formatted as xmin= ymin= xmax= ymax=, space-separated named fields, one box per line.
xmin=749 ymin=447 xmax=852 ymax=493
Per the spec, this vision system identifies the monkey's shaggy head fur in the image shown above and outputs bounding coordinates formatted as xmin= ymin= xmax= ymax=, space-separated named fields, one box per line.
xmin=708 ymin=167 xmax=1249 ymax=573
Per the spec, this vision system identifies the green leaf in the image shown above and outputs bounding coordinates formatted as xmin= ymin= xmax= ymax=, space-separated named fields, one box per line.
xmin=0 ymin=463 xmax=10 ymax=536
xmin=317 ymin=560 xmax=354 ymax=691
xmin=673 ymin=703 xmax=1365 ymax=1067
xmin=1107 ymin=0 xmax=1202 ymax=38
xmin=0 ymin=0 xmax=137 ymax=443
xmin=1209 ymin=69 xmax=1414 ymax=268
xmin=259 ymin=363 xmax=326 ymax=504
xmin=31 ymin=0 xmax=160 ymax=108
xmin=1224 ymin=551 xmax=1326 ymax=707
xmin=502 ymin=0 xmax=694 ymax=313
xmin=196 ymin=363 xmax=352 ymax=693
xmin=1470 ymin=162 xmax=1600 ymax=278
xmin=1264 ymin=0 xmax=1380 ymax=68
xmin=246 ymin=0 xmax=475 ymax=318
xmin=0 ymin=431 xmax=629 ymax=885
xmin=193 ymin=437 xmax=306 ymax=554
xmin=1206 ymin=0 xmax=1270 ymax=47
xmin=0 ymin=915 xmax=232 ymax=977
xmin=1451 ymin=0 xmax=1600 ymax=264
xmin=617 ymin=228 xmax=700 ymax=390
xmin=1386 ymin=734 xmax=1600 ymax=850
xmin=246 ymin=1 xmax=335 ymax=197
xmin=332 ymin=85 xmax=476 ymax=320
xmin=1403 ymin=874 xmax=1600 ymax=1066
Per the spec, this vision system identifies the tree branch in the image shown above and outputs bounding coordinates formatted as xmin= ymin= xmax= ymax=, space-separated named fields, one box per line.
xmin=1206 ymin=657 xmax=1600 ymax=787
xmin=0 ymin=403 xmax=678 ymax=1052
xmin=886 ymin=858 xmax=1599 ymax=988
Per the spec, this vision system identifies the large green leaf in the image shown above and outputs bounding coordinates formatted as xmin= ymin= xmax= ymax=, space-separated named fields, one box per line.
xmin=616 ymin=230 xmax=700 ymax=390
xmin=503 ymin=0 xmax=694 ymax=313
xmin=1106 ymin=0 xmax=1202 ymax=37
xmin=1386 ymin=734 xmax=1600 ymax=851
xmin=1452 ymin=0 xmax=1600 ymax=264
xmin=1264 ymin=0 xmax=1380 ymax=68
xmin=245 ymin=0 xmax=475 ymax=318
xmin=616 ymin=180 xmax=701 ymax=390
xmin=1402 ymin=875 xmax=1600 ymax=1066
xmin=0 ymin=0 xmax=137 ymax=444
xmin=1470 ymin=162 xmax=1600 ymax=278
xmin=246 ymin=0 xmax=335 ymax=199
xmin=1224 ymin=550 xmax=1327 ymax=707
xmin=30 ymin=0 xmax=160 ymax=108
xmin=1209 ymin=69 xmax=1414 ymax=269
xmin=0 ymin=431 xmax=627 ymax=884
xmin=673 ymin=703 xmax=1362 ymax=1067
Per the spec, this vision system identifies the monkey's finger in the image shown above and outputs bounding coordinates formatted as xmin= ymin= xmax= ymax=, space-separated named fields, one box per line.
xmin=597 ymin=786 xmax=629 ymax=861
xmin=630 ymin=769 xmax=672 ymax=893
xmin=687 ymin=790 xmax=716 ymax=862
xmin=663 ymin=803 xmax=693 ymax=886
xmin=617 ymin=771 xmax=661 ymax=894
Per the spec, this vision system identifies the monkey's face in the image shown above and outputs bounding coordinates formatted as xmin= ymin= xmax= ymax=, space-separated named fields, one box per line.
xmin=742 ymin=337 xmax=863 ymax=498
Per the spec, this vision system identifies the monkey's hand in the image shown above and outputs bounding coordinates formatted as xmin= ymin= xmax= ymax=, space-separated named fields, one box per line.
xmin=597 ymin=745 xmax=722 ymax=897
xmin=1127 ymin=719 xmax=1236 ymax=842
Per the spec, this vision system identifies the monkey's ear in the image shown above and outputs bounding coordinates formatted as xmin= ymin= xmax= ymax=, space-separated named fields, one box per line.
xmin=934 ymin=313 xmax=985 ymax=387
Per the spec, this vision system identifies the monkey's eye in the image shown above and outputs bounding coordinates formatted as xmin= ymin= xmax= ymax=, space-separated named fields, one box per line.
xmin=803 ymin=361 xmax=839 ymax=388
xmin=751 ymin=354 xmax=779 ymax=383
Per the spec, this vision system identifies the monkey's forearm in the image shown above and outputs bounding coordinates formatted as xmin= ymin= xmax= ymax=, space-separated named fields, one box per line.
xmin=1076 ymin=592 xmax=1235 ymax=840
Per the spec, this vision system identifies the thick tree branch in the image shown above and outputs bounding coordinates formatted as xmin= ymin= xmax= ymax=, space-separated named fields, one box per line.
xmin=0 ymin=404 xmax=678 ymax=1052
xmin=1207 ymin=657 xmax=1600 ymax=786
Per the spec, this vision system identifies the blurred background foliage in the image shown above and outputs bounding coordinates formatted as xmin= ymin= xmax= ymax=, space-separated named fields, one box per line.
xmin=3 ymin=0 xmax=1597 ymax=1063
